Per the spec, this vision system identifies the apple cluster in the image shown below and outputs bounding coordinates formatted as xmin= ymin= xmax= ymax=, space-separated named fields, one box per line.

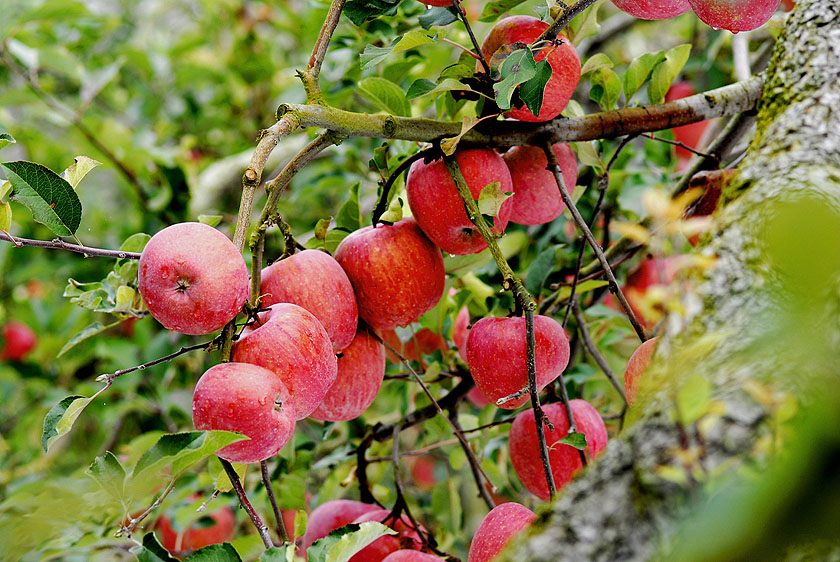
xmin=611 ymin=0 xmax=782 ymax=33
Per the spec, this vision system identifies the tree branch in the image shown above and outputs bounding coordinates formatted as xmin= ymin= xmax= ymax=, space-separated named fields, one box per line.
xmin=0 ymin=231 xmax=142 ymax=259
xmin=261 ymin=460 xmax=290 ymax=544
xmin=95 ymin=340 xmax=215 ymax=384
xmin=220 ymin=458 xmax=273 ymax=549
xmin=538 ymin=0 xmax=602 ymax=44
xmin=301 ymin=0 xmax=346 ymax=102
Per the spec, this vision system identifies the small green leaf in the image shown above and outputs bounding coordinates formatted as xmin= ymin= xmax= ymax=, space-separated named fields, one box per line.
xmin=335 ymin=183 xmax=362 ymax=232
xmin=406 ymin=78 xmax=469 ymax=101
xmin=379 ymin=196 xmax=403 ymax=224
xmin=358 ymin=77 xmax=411 ymax=117
xmin=439 ymin=63 xmax=474 ymax=81
xmin=525 ymin=245 xmax=558 ymax=295
xmin=648 ymin=44 xmax=691 ymax=105
xmin=120 ymin=232 xmax=151 ymax=253
xmin=0 ymin=200 xmax=11 ymax=231
xmin=479 ymin=0 xmax=528 ymax=22
xmin=393 ymin=30 xmax=435 ymax=52
xmin=494 ymin=48 xmax=537 ymax=110
xmin=87 ymin=451 xmax=126 ymax=500
xmin=41 ymin=388 xmax=107 ymax=451
xmin=419 ymin=6 xmax=458 ymax=29
xmin=314 ymin=218 xmax=331 ymax=240
xmin=62 ymin=155 xmax=101 ymax=189
xmin=557 ymin=431 xmax=588 ymax=450
xmin=137 ymin=532 xmax=179 ymax=562
xmin=2 ymin=160 xmax=82 ymax=236
xmin=676 ymin=373 xmax=711 ymax=424
xmin=553 ymin=279 xmax=609 ymax=301
xmin=294 ymin=510 xmax=309 ymax=540
xmin=208 ymin=455 xmax=247 ymax=493
xmin=259 ymin=545 xmax=296 ymax=562
xmin=477 ymin=181 xmax=511 ymax=218
xmin=360 ymin=41 xmax=397 ymax=70
xmin=589 ymin=67 xmax=622 ymax=111
xmin=344 ymin=0 xmax=401 ymax=26
xmin=198 ymin=214 xmax=223 ymax=227
xmin=566 ymin=0 xmax=603 ymax=46
xmin=131 ymin=431 xmax=247 ymax=485
xmin=580 ymin=53 xmax=614 ymax=76
xmin=183 ymin=543 xmax=243 ymax=562
xmin=519 ymin=59 xmax=553 ymax=116
xmin=572 ymin=141 xmax=604 ymax=174
xmin=57 ymin=320 xmax=122 ymax=357
xmin=0 ymin=133 xmax=15 ymax=151
xmin=307 ymin=522 xmax=395 ymax=562
xmin=406 ymin=78 xmax=437 ymax=99
xmin=623 ymin=50 xmax=666 ymax=103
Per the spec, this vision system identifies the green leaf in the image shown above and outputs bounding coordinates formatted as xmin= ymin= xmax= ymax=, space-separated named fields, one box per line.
xmin=137 ymin=532 xmax=179 ymax=562
xmin=358 ymin=78 xmax=411 ymax=117
xmin=479 ymin=0 xmax=528 ymax=22
xmin=648 ymin=44 xmax=691 ymax=105
xmin=325 ymin=229 xmax=349 ymax=254
xmin=477 ymin=181 xmax=512 ymax=219
xmin=519 ymin=59 xmax=553 ymax=116
xmin=314 ymin=218 xmax=331 ymax=241
xmin=120 ymin=232 xmax=151 ymax=253
xmin=406 ymin=78 xmax=470 ymax=101
xmin=259 ymin=546 xmax=296 ymax=562
xmin=406 ymin=78 xmax=437 ymax=99
xmin=57 ymin=320 xmax=122 ymax=357
xmin=0 ymin=180 xmax=11 ymax=201
xmin=131 ymin=431 xmax=247 ymax=484
xmin=552 ymin=279 xmax=609 ymax=301
xmin=557 ymin=432 xmax=588 ymax=450
xmin=525 ymin=245 xmax=558 ymax=295
xmin=494 ymin=47 xmax=537 ymax=110
xmin=1 ymin=161 xmax=82 ymax=236
xmin=208 ymin=456 xmax=247 ymax=493
xmin=183 ymin=543 xmax=243 ymax=562
xmin=580 ymin=53 xmax=614 ymax=76
xmin=335 ymin=183 xmax=362 ymax=232
xmin=0 ymin=200 xmax=11 ymax=232
xmin=441 ymin=115 xmax=487 ymax=156
xmin=589 ymin=67 xmax=622 ymax=111
xmin=572 ymin=141 xmax=604 ymax=174
xmin=419 ymin=7 xmax=458 ymax=29
xmin=676 ymin=373 xmax=711 ymax=424
xmin=294 ymin=510 xmax=309 ymax=541
xmin=0 ymin=133 xmax=15 ymax=151
xmin=61 ymin=155 xmax=101 ymax=189
xmin=343 ymin=0 xmax=401 ymax=26
xmin=623 ymin=50 xmax=666 ymax=104
xmin=198 ymin=214 xmax=223 ymax=227
xmin=566 ymin=0 xmax=603 ymax=46
xmin=307 ymin=522 xmax=395 ymax=562
xmin=360 ymin=41 xmax=398 ymax=70
xmin=379 ymin=196 xmax=403 ymax=224
xmin=393 ymin=30 xmax=435 ymax=52
xmin=41 ymin=388 xmax=107 ymax=451
xmin=87 ymin=451 xmax=126 ymax=500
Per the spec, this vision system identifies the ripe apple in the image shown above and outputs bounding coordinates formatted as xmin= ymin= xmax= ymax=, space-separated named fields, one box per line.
xmin=334 ymin=218 xmax=445 ymax=330
xmin=452 ymin=305 xmax=470 ymax=362
xmin=624 ymin=337 xmax=659 ymax=405
xmin=480 ymin=15 xmax=581 ymax=122
xmin=509 ymin=400 xmax=608 ymax=500
xmin=382 ymin=551 xmax=443 ymax=562
xmin=503 ymin=143 xmax=578 ymax=225
xmin=467 ymin=502 xmax=536 ymax=562
xmin=408 ymin=455 xmax=438 ymax=491
xmin=406 ymin=148 xmax=513 ymax=256
xmin=611 ymin=0 xmax=691 ymax=19
xmin=261 ymin=249 xmax=358 ymax=352
xmin=192 ymin=362 xmax=296 ymax=463
xmin=231 ymin=303 xmax=337 ymax=420
xmin=1 ymin=321 xmax=36 ymax=361
xmin=310 ymin=327 xmax=385 ymax=422
xmin=138 ymin=222 xmax=249 ymax=335
xmin=688 ymin=0 xmax=780 ymax=32
xmin=665 ymin=83 xmax=712 ymax=169
xmin=350 ymin=509 xmax=424 ymax=562
xmin=466 ymin=315 xmax=570 ymax=409
xmin=302 ymin=500 xmax=380 ymax=551
xmin=156 ymin=503 xmax=235 ymax=555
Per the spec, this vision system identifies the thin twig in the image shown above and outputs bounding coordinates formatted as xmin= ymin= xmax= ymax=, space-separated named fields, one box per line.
xmin=261 ymin=460 xmax=290 ymax=544
xmin=572 ymin=301 xmax=628 ymax=406
xmin=117 ymin=479 xmax=176 ymax=538
xmin=371 ymin=149 xmax=430 ymax=227
xmin=220 ymin=458 xmax=273 ymax=549
xmin=645 ymin=133 xmax=716 ymax=160
xmin=96 ymin=340 xmax=215 ymax=384
xmin=0 ymin=231 xmax=142 ymax=259
xmin=449 ymin=410 xmax=495 ymax=510
xmin=301 ymin=0 xmax=347 ymax=102
xmin=452 ymin=0 xmax=491 ymax=75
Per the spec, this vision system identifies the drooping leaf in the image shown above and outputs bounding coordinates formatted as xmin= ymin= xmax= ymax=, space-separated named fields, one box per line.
xmin=0 ymin=200 xmax=11 ymax=231
xmin=580 ymin=53 xmax=614 ymax=76
xmin=136 ymin=532 xmax=179 ymax=562
xmin=393 ymin=30 xmax=436 ymax=52
xmin=525 ymin=245 xmax=559 ymax=295
xmin=557 ymin=432 xmax=588 ymax=450
xmin=477 ymin=181 xmax=512 ymax=218
xmin=61 ymin=155 xmax=101 ymax=188
xmin=41 ymin=388 xmax=108 ymax=451
xmin=335 ymin=183 xmax=362 ymax=232
xmin=57 ymin=320 xmax=123 ymax=357
xmin=589 ymin=67 xmax=622 ymax=111
xmin=419 ymin=6 xmax=458 ymax=29
xmin=565 ymin=0 xmax=603 ymax=46
xmin=0 ymin=133 xmax=15 ymax=150
xmin=406 ymin=78 xmax=437 ymax=99
xmin=623 ymin=50 xmax=666 ymax=104
xmin=358 ymin=77 xmax=411 ymax=117
xmin=648 ymin=44 xmax=692 ymax=105
xmin=406 ymin=78 xmax=470 ymax=100
xmin=87 ymin=451 xmax=127 ymax=500
xmin=183 ymin=543 xmax=243 ymax=562
xmin=307 ymin=522 xmax=395 ymax=562
xmin=572 ymin=141 xmax=605 ymax=174
xmin=131 ymin=431 xmax=247 ymax=485
xmin=1 ymin=161 xmax=82 ymax=236
xmin=378 ymin=196 xmax=404 ymax=224
xmin=479 ymin=0 xmax=528 ymax=22
xmin=493 ymin=47 xmax=537 ymax=110
xmin=440 ymin=115 xmax=489 ymax=156
xmin=519 ymin=59 xmax=553 ymax=116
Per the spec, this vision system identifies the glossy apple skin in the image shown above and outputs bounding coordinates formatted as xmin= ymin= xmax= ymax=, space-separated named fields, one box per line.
xmin=611 ymin=0 xmax=690 ymax=19
xmin=665 ymin=83 xmax=711 ymax=167
xmin=503 ymin=144 xmax=578 ymax=225
xmin=688 ymin=0 xmax=780 ymax=32
xmin=302 ymin=500 xmax=380 ymax=552
xmin=466 ymin=315 xmax=570 ymax=409
xmin=467 ymin=502 xmax=536 ymax=562
xmin=138 ymin=222 xmax=249 ymax=335
xmin=382 ymin=551 xmax=443 ymax=562
xmin=1 ymin=321 xmax=37 ymax=361
xmin=625 ymin=337 xmax=659 ymax=405
xmin=509 ymin=400 xmax=608 ymax=500
xmin=335 ymin=219 xmax=445 ymax=330
xmin=480 ymin=16 xmax=581 ymax=122
xmin=406 ymin=148 xmax=513 ymax=255
xmin=192 ymin=363 xmax=296 ymax=463
xmin=311 ymin=327 xmax=386 ymax=422
xmin=350 ymin=509 xmax=424 ymax=562
xmin=261 ymin=249 xmax=358 ymax=352
xmin=232 ymin=303 xmax=338 ymax=420
xmin=156 ymin=505 xmax=235 ymax=555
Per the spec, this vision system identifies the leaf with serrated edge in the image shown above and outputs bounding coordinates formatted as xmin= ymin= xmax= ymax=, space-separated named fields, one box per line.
xmin=307 ymin=522 xmax=395 ymax=562
xmin=493 ymin=48 xmax=537 ymax=110
xmin=62 ymin=155 xmax=102 ymax=189
xmin=2 ymin=160 xmax=82 ymax=236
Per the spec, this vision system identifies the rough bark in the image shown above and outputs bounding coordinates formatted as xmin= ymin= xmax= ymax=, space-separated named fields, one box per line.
xmin=506 ymin=1 xmax=840 ymax=560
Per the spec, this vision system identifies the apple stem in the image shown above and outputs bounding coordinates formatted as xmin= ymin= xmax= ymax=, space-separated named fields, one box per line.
xmin=219 ymin=457 xmax=274 ymax=549
xmin=260 ymin=460 xmax=291 ymax=544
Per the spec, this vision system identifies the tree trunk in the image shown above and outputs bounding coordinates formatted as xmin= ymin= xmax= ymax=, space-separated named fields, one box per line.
xmin=506 ymin=1 xmax=840 ymax=560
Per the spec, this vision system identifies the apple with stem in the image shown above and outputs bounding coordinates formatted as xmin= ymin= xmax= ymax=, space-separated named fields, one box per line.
xmin=503 ymin=143 xmax=578 ymax=225
xmin=1 ymin=321 xmax=37 ymax=361
xmin=302 ymin=500 xmax=380 ymax=552
xmin=138 ymin=222 xmax=249 ymax=335
xmin=192 ymin=362 xmax=296 ymax=463
xmin=232 ymin=303 xmax=337 ymax=420
xmin=467 ymin=502 xmax=536 ymax=562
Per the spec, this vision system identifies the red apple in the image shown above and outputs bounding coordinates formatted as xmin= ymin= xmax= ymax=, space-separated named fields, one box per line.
xmin=192 ymin=362 xmax=296 ymax=463
xmin=334 ymin=218 xmax=445 ymax=330
xmin=415 ymin=0 xmax=452 ymax=5
xmin=452 ymin=305 xmax=470 ymax=363
xmin=311 ymin=327 xmax=386 ymax=422
xmin=1 ymin=321 xmax=36 ymax=361
xmin=480 ymin=16 xmax=581 ymax=122
xmin=350 ymin=509 xmax=424 ymax=562
xmin=467 ymin=502 xmax=536 ymax=562
xmin=231 ymin=303 xmax=337 ymax=420
xmin=465 ymin=386 xmax=492 ymax=408
xmin=665 ymin=82 xmax=712 ymax=169
xmin=509 ymin=400 xmax=608 ymax=500
xmin=302 ymin=500 xmax=380 ymax=551
xmin=611 ymin=0 xmax=691 ymax=19
xmin=408 ymin=456 xmax=438 ymax=491
xmin=406 ymin=148 xmax=513 ymax=256
xmin=503 ymin=143 xmax=578 ymax=225
xmin=624 ymin=337 xmax=659 ymax=405
xmin=138 ymin=222 xmax=249 ymax=335
xmin=466 ymin=315 xmax=570 ymax=409
xmin=156 ymin=503 xmax=235 ymax=555
xmin=688 ymin=0 xmax=780 ymax=32
xmin=782 ymin=0 xmax=794 ymax=10
xmin=382 ymin=552 xmax=443 ymax=562
xmin=261 ymin=249 xmax=358 ymax=352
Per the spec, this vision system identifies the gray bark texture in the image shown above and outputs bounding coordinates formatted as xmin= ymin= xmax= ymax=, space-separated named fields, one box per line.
xmin=504 ymin=1 xmax=840 ymax=560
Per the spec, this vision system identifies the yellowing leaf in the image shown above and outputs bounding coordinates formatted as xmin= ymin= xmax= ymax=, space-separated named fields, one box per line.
xmin=477 ymin=181 xmax=512 ymax=218
xmin=611 ymin=222 xmax=652 ymax=244
xmin=62 ymin=155 xmax=102 ymax=189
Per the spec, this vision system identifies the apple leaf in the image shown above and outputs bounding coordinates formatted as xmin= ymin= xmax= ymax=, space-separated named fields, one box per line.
xmin=1 ymin=160 xmax=82 ymax=236
xmin=406 ymin=78 xmax=470 ymax=100
xmin=198 ymin=214 xmax=223 ymax=227
xmin=553 ymin=279 xmax=610 ymax=302
xmin=493 ymin=47 xmax=537 ymax=110
xmin=61 ymin=155 xmax=101 ymax=189
xmin=343 ymin=0 xmax=401 ymax=26
xmin=360 ymin=42 xmax=397 ymax=70
xmin=393 ymin=30 xmax=436 ymax=52
xmin=648 ymin=44 xmax=691 ymax=105
xmin=378 ymin=196 xmax=403 ymax=224
xmin=558 ymin=432 xmax=588 ymax=450
xmin=87 ymin=451 xmax=126 ymax=501
xmin=183 ymin=543 xmax=242 ymax=562
xmin=335 ymin=183 xmax=362 ymax=232
xmin=57 ymin=319 xmax=123 ymax=357
xmin=479 ymin=0 xmax=528 ymax=22
xmin=208 ymin=455 xmax=247 ymax=493
xmin=41 ymin=386 xmax=109 ymax=451
xmin=136 ymin=533 xmax=179 ymax=562
xmin=623 ymin=50 xmax=666 ymax=104
xmin=580 ymin=53 xmax=614 ymax=76
xmin=259 ymin=546 xmax=296 ymax=562
xmin=0 ymin=132 xmax=15 ymax=150
xmin=589 ymin=67 xmax=622 ymax=111
xmin=419 ymin=6 xmax=458 ymax=29
xmin=294 ymin=510 xmax=309 ymax=540
xmin=519 ymin=59 xmax=553 ymax=117
xmin=441 ymin=115 xmax=482 ymax=156
xmin=477 ymin=181 xmax=512 ymax=219
xmin=565 ymin=0 xmax=603 ymax=46
xmin=0 ymin=200 xmax=11 ymax=232
xmin=119 ymin=232 xmax=151 ymax=253
xmin=572 ymin=141 xmax=605 ymax=174
xmin=307 ymin=522 xmax=395 ymax=562
xmin=358 ymin=77 xmax=411 ymax=117
xmin=525 ymin=245 xmax=559 ymax=295
xmin=130 ymin=431 xmax=247 ymax=485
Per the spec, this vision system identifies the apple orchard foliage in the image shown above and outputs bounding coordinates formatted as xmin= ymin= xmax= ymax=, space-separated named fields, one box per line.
xmin=0 ymin=0 xmax=800 ymax=561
